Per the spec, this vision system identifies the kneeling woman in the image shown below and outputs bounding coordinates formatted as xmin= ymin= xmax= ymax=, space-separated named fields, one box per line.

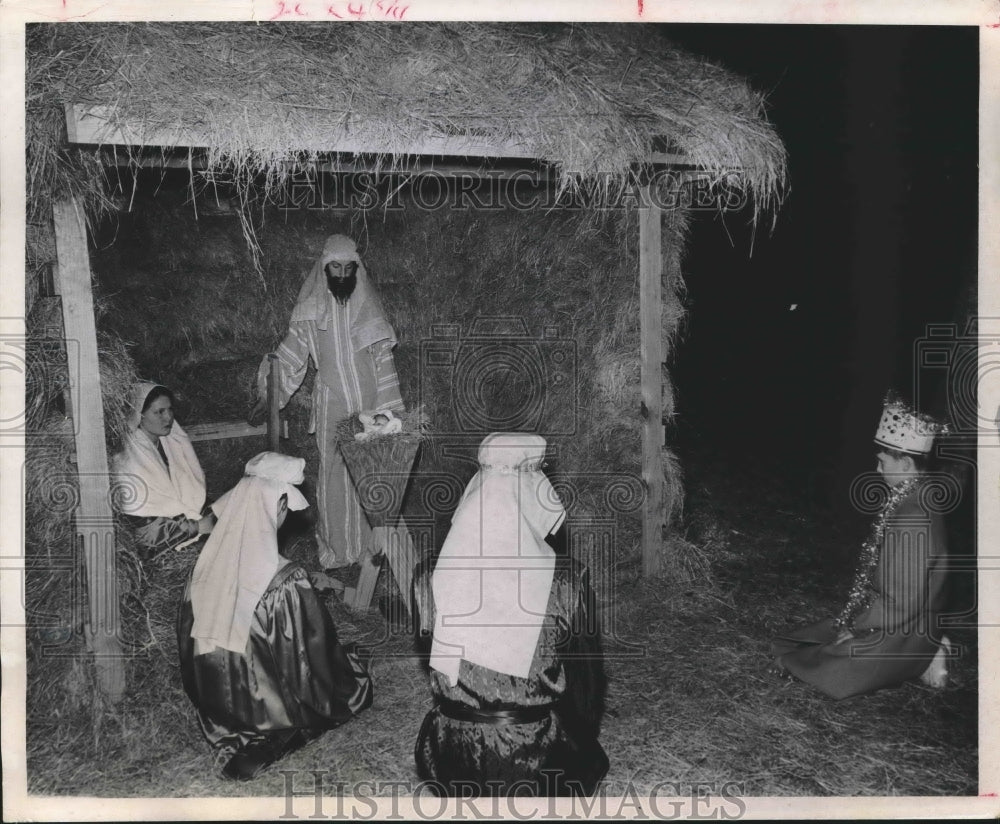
xmin=178 ymin=452 xmax=372 ymax=781
xmin=414 ymin=433 xmax=608 ymax=797
xmin=112 ymin=382 xmax=214 ymax=557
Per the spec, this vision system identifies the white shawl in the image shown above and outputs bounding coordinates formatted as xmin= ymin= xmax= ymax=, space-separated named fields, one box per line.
xmin=189 ymin=452 xmax=310 ymax=655
xmin=430 ymin=433 xmax=566 ymax=686
xmin=111 ymin=382 xmax=206 ymax=521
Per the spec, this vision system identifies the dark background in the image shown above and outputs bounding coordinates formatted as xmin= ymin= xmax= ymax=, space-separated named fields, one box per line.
xmin=665 ymin=25 xmax=978 ymax=522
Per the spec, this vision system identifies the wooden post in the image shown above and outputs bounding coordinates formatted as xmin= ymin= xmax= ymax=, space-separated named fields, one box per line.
xmin=52 ymin=198 xmax=125 ymax=702
xmin=346 ymin=519 xmax=418 ymax=614
xmin=639 ymin=187 xmax=665 ymax=578
xmin=348 ymin=552 xmax=382 ymax=612
xmin=267 ymin=353 xmax=281 ymax=453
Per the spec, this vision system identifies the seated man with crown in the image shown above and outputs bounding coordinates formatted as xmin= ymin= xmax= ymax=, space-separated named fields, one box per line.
xmin=769 ymin=393 xmax=952 ymax=700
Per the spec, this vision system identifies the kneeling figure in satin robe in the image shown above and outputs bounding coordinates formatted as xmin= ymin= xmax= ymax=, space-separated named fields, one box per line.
xmin=178 ymin=451 xmax=372 ymax=780
xmin=414 ymin=433 xmax=609 ymax=797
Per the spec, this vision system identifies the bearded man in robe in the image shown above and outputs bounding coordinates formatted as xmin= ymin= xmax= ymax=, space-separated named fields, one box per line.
xmin=251 ymin=234 xmax=405 ymax=570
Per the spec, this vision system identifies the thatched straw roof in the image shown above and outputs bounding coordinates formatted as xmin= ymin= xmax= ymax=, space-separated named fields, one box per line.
xmin=27 ymin=22 xmax=786 ymax=224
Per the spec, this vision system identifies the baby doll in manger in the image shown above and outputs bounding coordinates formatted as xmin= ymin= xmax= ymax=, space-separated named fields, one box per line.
xmin=354 ymin=408 xmax=403 ymax=442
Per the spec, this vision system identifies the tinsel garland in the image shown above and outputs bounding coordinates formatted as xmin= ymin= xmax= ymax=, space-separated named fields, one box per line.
xmin=833 ymin=476 xmax=922 ymax=630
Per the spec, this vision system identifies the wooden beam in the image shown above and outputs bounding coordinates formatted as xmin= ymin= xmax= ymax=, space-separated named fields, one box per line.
xmin=71 ymin=105 xmax=695 ymax=173
xmin=67 ymin=103 xmax=537 ymax=159
xmin=348 ymin=552 xmax=381 ymax=612
xmin=184 ymin=419 xmax=284 ymax=443
xmin=347 ymin=520 xmax=417 ymax=615
xmin=267 ymin=354 xmax=281 ymax=453
xmin=52 ymin=198 xmax=125 ymax=702
xmin=639 ymin=187 xmax=665 ymax=578
xmin=378 ymin=521 xmax=417 ymax=617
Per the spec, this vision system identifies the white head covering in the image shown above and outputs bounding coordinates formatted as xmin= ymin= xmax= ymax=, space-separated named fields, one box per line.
xmin=429 ymin=433 xmax=566 ymax=686
xmin=288 ymin=233 xmax=396 ymax=350
xmin=189 ymin=452 xmax=309 ymax=655
xmin=111 ymin=381 xmax=206 ymax=521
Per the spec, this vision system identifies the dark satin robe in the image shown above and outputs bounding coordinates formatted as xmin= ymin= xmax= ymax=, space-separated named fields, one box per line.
xmin=413 ymin=557 xmax=608 ymax=797
xmin=178 ymin=562 xmax=372 ymax=750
